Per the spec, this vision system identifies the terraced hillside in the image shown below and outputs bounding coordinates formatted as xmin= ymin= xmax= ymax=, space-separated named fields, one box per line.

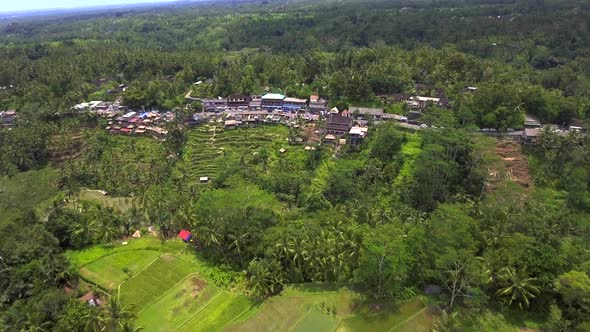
xmin=182 ymin=125 xmax=288 ymax=182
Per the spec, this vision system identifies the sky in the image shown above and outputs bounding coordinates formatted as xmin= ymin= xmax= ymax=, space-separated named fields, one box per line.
xmin=1 ymin=0 xmax=181 ymax=12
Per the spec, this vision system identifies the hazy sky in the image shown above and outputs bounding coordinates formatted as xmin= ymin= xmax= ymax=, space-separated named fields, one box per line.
xmin=1 ymin=0 xmax=180 ymax=12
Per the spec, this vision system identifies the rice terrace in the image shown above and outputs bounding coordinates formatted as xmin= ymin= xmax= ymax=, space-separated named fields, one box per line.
xmin=2 ymin=0 xmax=589 ymax=330
xmin=66 ymin=237 xmax=435 ymax=332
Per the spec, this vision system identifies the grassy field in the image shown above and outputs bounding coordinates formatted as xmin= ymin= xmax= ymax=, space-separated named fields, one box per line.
xmin=72 ymin=188 xmax=134 ymax=212
xmin=291 ymin=306 xmax=340 ymax=332
xmin=227 ymin=286 xmax=434 ymax=332
xmin=66 ymin=237 xmax=184 ymax=267
xmin=394 ymin=132 xmax=422 ymax=186
xmin=175 ymin=293 xmax=255 ymax=332
xmin=135 ymin=274 xmax=223 ymax=332
xmin=336 ymin=298 xmax=433 ymax=332
xmin=68 ymin=238 xmax=436 ymax=332
xmin=182 ymin=125 xmax=288 ymax=182
xmin=0 ymin=167 xmax=59 ymax=226
xmin=79 ymin=250 xmax=161 ymax=289
xmin=68 ymin=238 xmax=256 ymax=331
xmin=120 ymin=254 xmax=195 ymax=310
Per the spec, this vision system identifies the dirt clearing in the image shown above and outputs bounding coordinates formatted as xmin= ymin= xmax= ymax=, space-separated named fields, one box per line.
xmin=490 ymin=141 xmax=531 ymax=188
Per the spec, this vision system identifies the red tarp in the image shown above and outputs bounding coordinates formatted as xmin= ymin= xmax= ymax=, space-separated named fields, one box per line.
xmin=178 ymin=229 xmax=192 ymax=242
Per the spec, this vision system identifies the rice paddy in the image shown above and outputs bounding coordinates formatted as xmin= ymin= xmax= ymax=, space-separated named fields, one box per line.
xmin=67 ymin=237 xmax=436 ymax=332
xmin=182 ymin=125 xmax=288 ymax=182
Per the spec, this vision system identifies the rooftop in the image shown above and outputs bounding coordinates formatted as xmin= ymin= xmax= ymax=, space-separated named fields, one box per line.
xmin=284 ymin=97 xmax=307 ymax=103
xmin=349 ymin=126 xmax=369 ymax=135
xmin=261 ymin=93 xmax=285 ymax=100
xmin=524 ymin=128 xmax=540 ymax=137
xmin=327 ymin=113 xmax=353 ymax=125
xmin=349 ymin=107 xmax=384 ymax=116
xmin=414 ymin=96 xmax=440 ymax=102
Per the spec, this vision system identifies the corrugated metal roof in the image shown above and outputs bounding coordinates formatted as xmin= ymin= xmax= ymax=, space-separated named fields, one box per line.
xmin=261 ymin=93 xmax=285 ymax=100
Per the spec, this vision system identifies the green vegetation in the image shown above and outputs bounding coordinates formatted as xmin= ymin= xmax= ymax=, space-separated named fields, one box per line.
xmin=120 ymin=255 xmax=195 ymax=309
xmin=1 ymin=0 xmax=590 ymax=331
xmin=338 ymin=298 xmax=433 ymax=332
xmin=135 ymin=275 xmax=222 ymax=332
xmin=0 ymin=167 xmax=58 ymax=226
xmin=181 ymin=125 xmax=288 ymax=182
xmin=79 ymin=250 xmax=161 ymax=289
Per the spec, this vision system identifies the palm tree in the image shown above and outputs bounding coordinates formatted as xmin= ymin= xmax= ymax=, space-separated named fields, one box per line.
xmin=82 ymin=307 xmax=104 ymax=332
xmin=288 ymin=237 xmax=308 ymax=270
xmin=93 ymin=214 xmax=119 ymax=243
xmin=228 ymin=232 xmax=251 ymax=255
xmin=134 ymin=190 xmax=153 ymax=217
xmin=228 ymin=232 xmax=251 ymax=266
xmin=103 ymin=293 xmax=135 ymax=332
xmin=176 ymin=202 xmax=195 ymax=229
xmin=123 ymin=206 xmax=142 ymax=237
xmin=121 ymin=321 xmax=144 ymax=332
xmin=432 ymin=310 xmax=461 ymax=332
xmin=496 ymin=267 xmax=540 ymax=309
xmin=247 ymin=258 xmax=274 ymax=298
xmin=197 ymin=223 xmax=221 ymax=248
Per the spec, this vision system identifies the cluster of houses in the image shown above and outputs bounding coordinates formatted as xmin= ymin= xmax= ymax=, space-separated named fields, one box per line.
xmin=191 ymin=109 xmax=319 ymax=126
xmin=200 ymin=93 xmax=328 ymax=113
xmin=521 ymin=114 xmax=585 ymax=145
xmin=73 ymin=100 xmax=172 ymax=138
xmin=73 ymin=99 xmax=127 ymax=116
xmin=0 ymin=110 xmax=16 ymax=128
xmin=105 ymin=111 xmax=172 ymax=138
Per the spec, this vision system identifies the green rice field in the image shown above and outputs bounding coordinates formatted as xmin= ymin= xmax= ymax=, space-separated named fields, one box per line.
xmin=67 ymin=237 xmax=435 ymax=332
xmin=182 ymin=125 xmax=288 ymax=182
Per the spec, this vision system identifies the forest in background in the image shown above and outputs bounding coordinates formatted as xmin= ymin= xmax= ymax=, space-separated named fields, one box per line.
xmin=1 ymin=0 xmax=590 ymax=331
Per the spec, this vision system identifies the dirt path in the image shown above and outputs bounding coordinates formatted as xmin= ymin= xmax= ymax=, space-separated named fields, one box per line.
xmin=386 ymin=307 xmax=429 ymax=332
xmin=487 ymin=140 xmax=531 ymax=192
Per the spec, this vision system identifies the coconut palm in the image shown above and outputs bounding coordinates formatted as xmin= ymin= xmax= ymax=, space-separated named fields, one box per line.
xmin=228 ymin=232 xmax=251 ymax=255
xmin=82 ymin=306 xmax=104 ymax=332
xmin=496 ymin=267 xmax=540 ymax=309
xmin=432 ymin=310 xmax=461 ymax=332
xmin=121 ymin=321 xmax=144 ymax=332
xmin=93 ymin=213 xmax=119 ymax=243
xmin=197 ymin=223 xmax=221 ymax=248
xmin=103 ymin=293 xmax=135 ymax=332
xmin=288 ymin=237 xmax=308 ymax=270
xmin=247 ymin=258 xmax=275 ymax=298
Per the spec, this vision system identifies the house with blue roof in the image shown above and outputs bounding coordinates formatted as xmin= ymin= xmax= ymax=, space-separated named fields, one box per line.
xmin=261 ymin=93 xmax=285 ymax=111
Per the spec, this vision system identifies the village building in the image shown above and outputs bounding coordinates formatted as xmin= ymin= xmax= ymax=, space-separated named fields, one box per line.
xmin=522 ymin=128 xmax=540 ymax=145
xmin=348 ymin=126 xmax=369 ymax=145
xmin=392 ymin=93 xmax=412 ymax=102
xmin=569 ymin=119 xmax=585 ymax=132
xmin=0 ymin=110 xmax=16 ymax=127
xmin=224 ymin=119 xmax=239 ymax=129
xmin=120 ymin=111 xmax=137 ymax=122
xmin=326 ymin=113 xmax=353 ymax=136
xmin=202 ymin=98 xmax=227 ymax=112
xmin=382 ymin=113 xmax=408 ymax=122
xmin=261 ymin=93 xmax=285 ymax=111
xmin=309 ymin=95 xmax=328 ymax=113
xmin=79 ymin=292 xmax=101 ymax=307
xmin=524 ymin=114 xmax=542 ymax=128
xmin=227 ymin=94 xmax=251 ymax=108
xmin=405 ymin=96 xmax=451 ymax=109
xmin=282 ymin=97 xmax=307 ymax=112
xmin=349 ymin=107 xmax=384 ymax=119
xmin=249 ymin=97 xmax=262 ymax=111
xmin=324 ymin=134 xmax=336 ymax=143
xmin=412 ymin=96 xmax=439 ymax=109
xmin=147 ymin=126 xmax=168 ymax=138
